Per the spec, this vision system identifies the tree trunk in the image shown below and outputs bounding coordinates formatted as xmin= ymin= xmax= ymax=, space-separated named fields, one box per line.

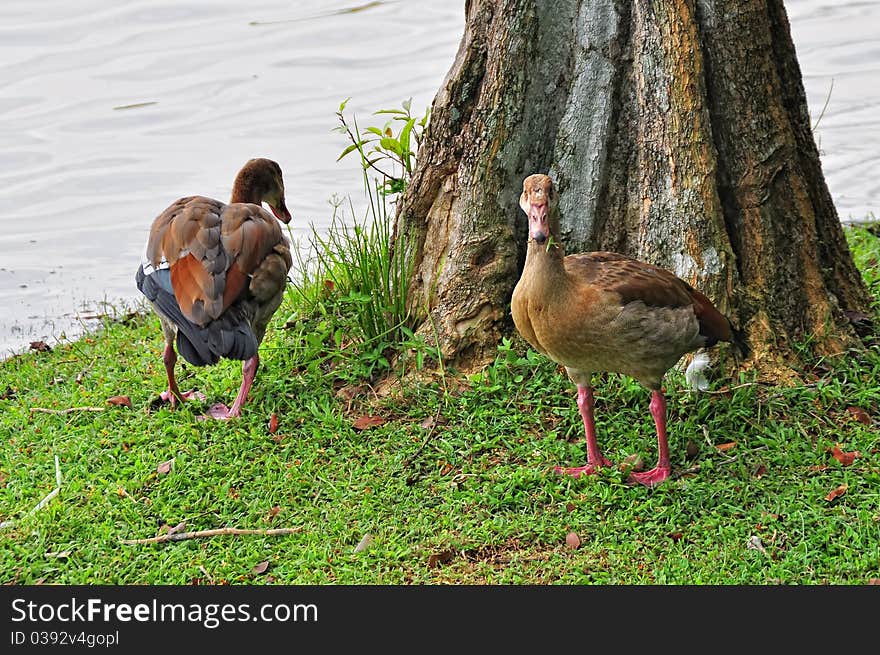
xmin=395 ymin=0 xmax=872 ymax=376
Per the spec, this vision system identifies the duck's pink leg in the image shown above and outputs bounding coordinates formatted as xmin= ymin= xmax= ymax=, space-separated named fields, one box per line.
xmin=158 ymin=344 xmax=205 ymax=406
xmin=555 ymin=384 xmax=612 ymax=477
xmin=629 ymin=390 xmax=672 ymax=487
xmin=203 ymin=355 xmax=259 ymax=420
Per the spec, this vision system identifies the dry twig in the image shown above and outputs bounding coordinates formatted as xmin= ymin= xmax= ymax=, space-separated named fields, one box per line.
xmin=198 ymin=565 xmax=214 ymax=583
xmin=30 ymin=406 xmax=104 ymax=415
xmin=704 ymin=382 xmax=759 ymax=395
xmin=403 ymin=405 xmax=444 ymax=485
xmin=0 ymin=456 xmax=62 ymax=530
xmin=121 ymin=527 xmax=302 ymax=545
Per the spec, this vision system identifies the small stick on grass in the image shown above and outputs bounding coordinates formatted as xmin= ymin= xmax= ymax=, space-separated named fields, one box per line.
xmin=670 ymin=465 xmax=701 ymax=480
xmin=30 ymin=406 xmax=105 ymax=415
xmin=198 ymin=565 xmax=214 ymax=583
xmin=670 ymin=444 xmax=768 ymax=480
xmin=704 ymin=382 xmax=759 ymax=395
xmin=121 ymin=527 xmax=302 ymax=545
xmin=0 ymin=456 xmax=62 ymax=530
xmin=403 ymin=405 xmax=444 ymax=485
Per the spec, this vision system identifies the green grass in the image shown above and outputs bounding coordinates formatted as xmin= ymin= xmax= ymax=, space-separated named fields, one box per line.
xmin=0 ymin=224 xmax=878 ymax=585
xmin=287 ymin=187 xmax=414 ymax=357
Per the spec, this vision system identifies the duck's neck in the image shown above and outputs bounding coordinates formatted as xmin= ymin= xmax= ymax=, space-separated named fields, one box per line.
xmin=523 ymin=237 xmax=567 ymax=288
xmin=520 ymin=237 xmax=570 ymax=301
xmin=230 ymin=171 xmax=262 ymax=205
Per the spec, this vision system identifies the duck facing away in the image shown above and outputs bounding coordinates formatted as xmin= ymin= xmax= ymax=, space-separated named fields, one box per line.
xmin=136 ymin=158 xmax=293 ymax=419
xmin=511 ymin=174 xmax=732 ymax=486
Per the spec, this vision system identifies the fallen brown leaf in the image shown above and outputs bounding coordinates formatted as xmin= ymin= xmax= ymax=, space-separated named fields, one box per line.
xmin=685 ymin=439 xmax=700 ymax=461
xmin=29 ymin=340 xmax=52 ymax=353
xmin=844 ymin=310 xmax=872 ymax=324
xmin=427 ymin=550 xmax=454 ymax=568
xmin=825 ymin=484 xmax=848 ymax=502
xmin=352 ymin=415 xmax=385 ymax=431
xmin=846 ymin=406 xmax=871 ymax=426
xmin=157 ymin=458 xmax=174 ymax=475
xmin=715 ymin=442 xmax=737 ymax=451
xmin=335 ymin=384 xmax=368 ymax=402
xmin=267 ymin=506 xmax=281 ymax=521
xmin=618 ymin=453 xmax=644 ymax=472
xmin=565 ymin=531 xmax=581 ymax=549
xmin=252 ymin=560 xmax=270 ymax=575
xmin=565 ymin=502 xmax=576 ymax=513
xmin=667 ymin=532 xmax=683 ymax=542
xmin=753 ymin=464 xmax=767 ymax=478
xmin=106 ymin=395 xmax=132 ymax=408
xmin=268 ymin=413 xmax=279 ymax=434
xmin=829 ymin=444 xmax=861 ymax=466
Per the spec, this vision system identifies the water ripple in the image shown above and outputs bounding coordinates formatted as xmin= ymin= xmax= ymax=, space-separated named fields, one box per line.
xmin=1 ymin=0 xmax=877 ymax=355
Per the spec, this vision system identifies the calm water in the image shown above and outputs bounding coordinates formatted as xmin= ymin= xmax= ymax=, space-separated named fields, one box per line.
xmin=0 ymin=0 xmax=877 ymax=356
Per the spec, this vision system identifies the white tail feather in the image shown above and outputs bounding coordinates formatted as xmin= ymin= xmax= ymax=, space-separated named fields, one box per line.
xmin=685 ymin=351 xmax=711 ymax=392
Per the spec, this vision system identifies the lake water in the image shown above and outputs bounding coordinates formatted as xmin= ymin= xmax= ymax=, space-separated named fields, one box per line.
xmin=1 ymin=0 xmax=877 ymax=356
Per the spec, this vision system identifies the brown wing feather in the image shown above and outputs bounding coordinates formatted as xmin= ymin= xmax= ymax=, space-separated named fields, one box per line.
xmin=249 ymin=243 xmax=293 ymax=304
xmin=218 ymin=203 xmax=288 ymax=313
xmin=146 ymin=196 xmax=195 ymax=266
xmin=169 ymin=253 xmax=224 ymax=324
xmin=146 ymin=197 xmax=228 ymax=325
xmin=222 ymin=262 xmax=249 ymax=311
xmin=220 ymin=205 xmax=282 ymax=273
xmin=688 ymin=288 xmax=733 ymax=344
xmin=565 ymin=251 xmax=731 ymax=343
xmin=145 ymin=196 xmax=288 ymax=327
xmin=565 ymin=252 xmax=692 ymax=307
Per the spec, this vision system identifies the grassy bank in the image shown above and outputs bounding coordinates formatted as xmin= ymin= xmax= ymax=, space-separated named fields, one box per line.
xmin=0 ymin=225 xmax=878 ymax=585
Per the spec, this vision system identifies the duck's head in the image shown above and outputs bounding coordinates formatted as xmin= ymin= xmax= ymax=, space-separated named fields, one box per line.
xmin=231 ymin=158 xmax=292 ymax=223
xmin=520 ymin=173 xmax=558 ymax=245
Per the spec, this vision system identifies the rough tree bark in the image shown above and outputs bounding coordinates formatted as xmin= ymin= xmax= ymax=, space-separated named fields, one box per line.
xmin=395 ymin=0 xmax=872 ymax=377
